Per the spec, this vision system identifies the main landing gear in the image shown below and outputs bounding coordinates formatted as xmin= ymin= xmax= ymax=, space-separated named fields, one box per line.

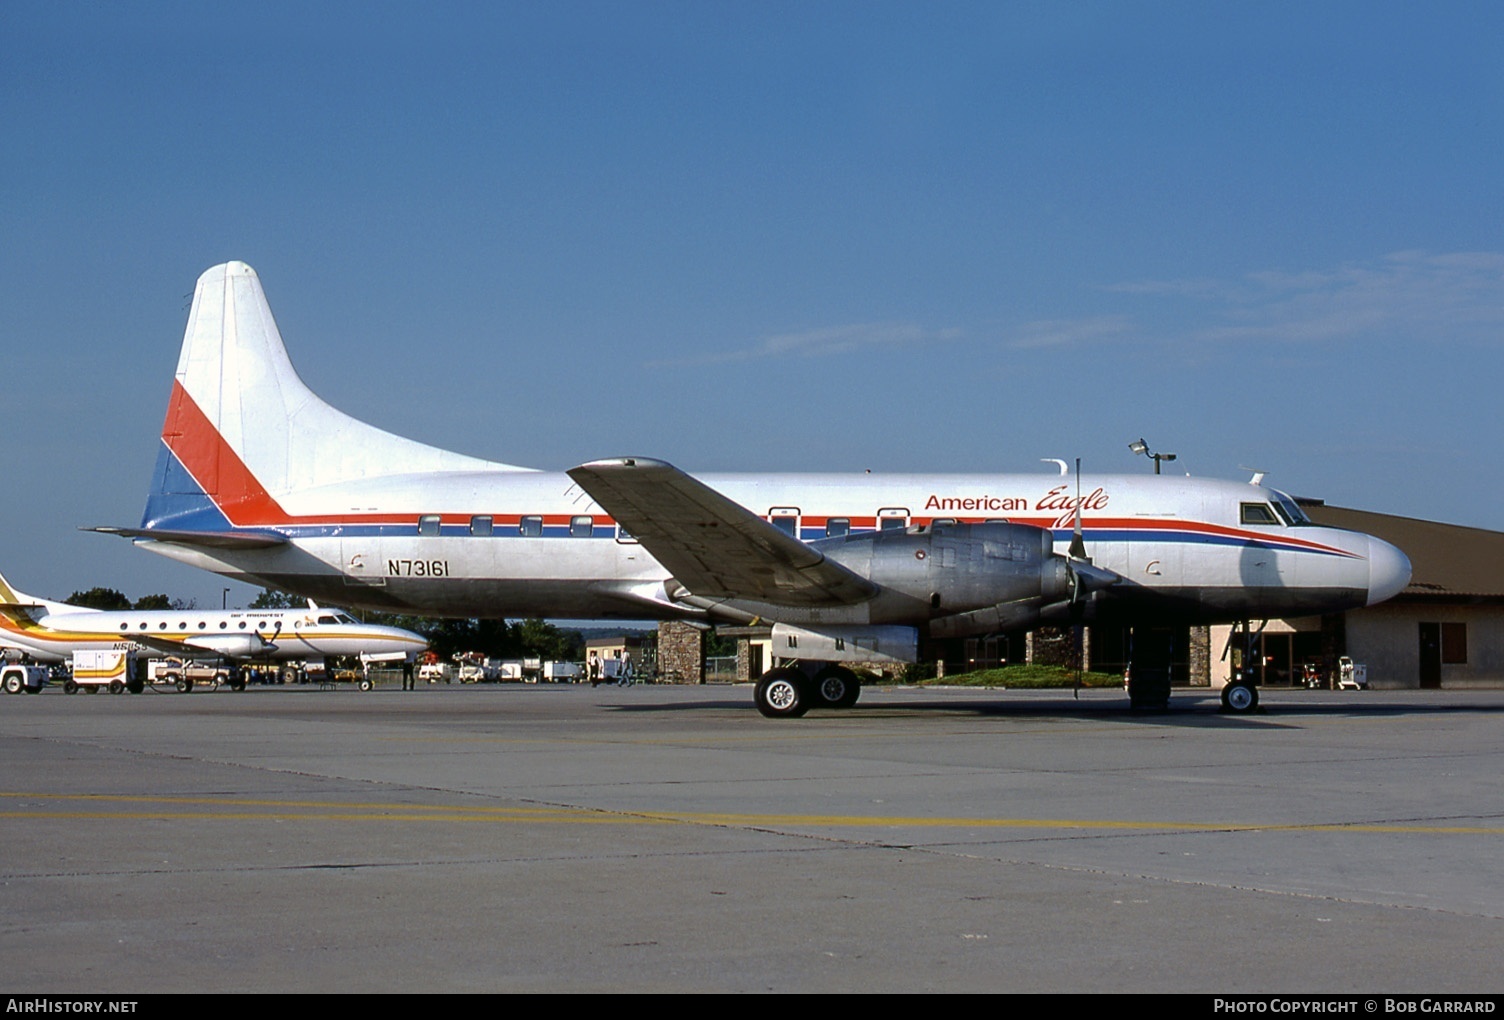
xmin=753 ymin=664 xmax=862 ymax=718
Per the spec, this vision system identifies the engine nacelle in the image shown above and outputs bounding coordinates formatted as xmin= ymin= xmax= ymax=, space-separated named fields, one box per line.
xmin=813 ymin=522 xmax=1072 ymax=614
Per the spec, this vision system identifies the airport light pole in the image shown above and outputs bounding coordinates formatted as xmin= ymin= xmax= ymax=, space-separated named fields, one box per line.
xmin=1129 ymin=437 xmax=1176 ymax=475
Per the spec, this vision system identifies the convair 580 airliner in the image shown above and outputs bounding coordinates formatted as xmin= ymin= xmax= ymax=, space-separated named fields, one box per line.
xmin=96 ymin=262 xmax=1410 ymax=716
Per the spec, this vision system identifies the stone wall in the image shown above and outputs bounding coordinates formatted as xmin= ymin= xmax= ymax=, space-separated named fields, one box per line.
xmin=657 ymin=621 xmax=706 ymax=684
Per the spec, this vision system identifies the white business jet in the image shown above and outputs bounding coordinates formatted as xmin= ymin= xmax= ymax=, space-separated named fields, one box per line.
xmin=0 ymin=567 xmax=426 ymax=690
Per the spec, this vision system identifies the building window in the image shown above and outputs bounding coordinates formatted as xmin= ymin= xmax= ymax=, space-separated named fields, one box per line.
xmin=1442 ymin=622 xmax=1468 ymax=664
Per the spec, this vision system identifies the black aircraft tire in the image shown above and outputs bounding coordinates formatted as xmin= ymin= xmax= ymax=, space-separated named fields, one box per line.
xmin=754 ymin=669 xmax=810 ymax=719
xmin=813 ymin=666 xmax=861 ymax=709
xmin=1221 ymin=682 xmax=1259 ymax=713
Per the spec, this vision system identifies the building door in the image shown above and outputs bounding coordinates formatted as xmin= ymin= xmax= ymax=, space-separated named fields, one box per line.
xmin=1418 ymin=623 xmax=1442 ymax=689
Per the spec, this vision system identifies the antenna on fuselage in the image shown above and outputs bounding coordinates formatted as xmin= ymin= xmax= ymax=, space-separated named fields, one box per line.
xmin=1239 ymin=466 xmax=1267 ymax=486
xmin=1041 ymin=459 xmax=1070 ymax=476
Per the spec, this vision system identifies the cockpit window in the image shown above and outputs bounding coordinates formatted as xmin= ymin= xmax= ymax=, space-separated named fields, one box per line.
xmin=1270 ymin=491 xmax=1311 ymax=526
xmin=1240 ymin=502 xmax=1279 ymax=526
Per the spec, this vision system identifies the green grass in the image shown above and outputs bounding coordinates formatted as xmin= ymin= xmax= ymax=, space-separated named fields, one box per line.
xmin=915 ymin=664 xmax=1122 ymax=688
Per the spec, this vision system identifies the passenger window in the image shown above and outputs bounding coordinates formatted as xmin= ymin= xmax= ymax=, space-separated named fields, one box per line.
xmin=570 ymin=516 xmax=594 ymax=538
xmin=931 ymin=518 xmax=956 ymax=528
xmin=1240 ymin=503 xmax=1279 ymax=526
xmin=878 ymin=508 xmax=909 ymax=531
xmin=768 ymin=507 xmax=800 ymax=537
xmin=825 ymin=518 xmax=850 ymax=538
xmin=470 ymin=515 xmax=493 ymax=537
xmin=418 ymin=515 xmax=442 ymax=536
xmin=520 ymin=515 xmax=543 ymax=537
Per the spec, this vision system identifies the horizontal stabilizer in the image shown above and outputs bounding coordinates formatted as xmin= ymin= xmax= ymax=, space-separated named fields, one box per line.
xmin=86 ymin=525 xmax=289 ymax=549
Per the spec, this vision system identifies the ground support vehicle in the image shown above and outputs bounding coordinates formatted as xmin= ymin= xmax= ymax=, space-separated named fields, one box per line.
xmin=542 ymin=661 xmax=582 ymax=683
xmin=66 ymin=651 xmax=140 ymax=695
xmin=150 ymin=656 xmax=236 ymax=693
xmin=1336 ymin=656 xmax=1369 ymax=690
xmin=418 ymin=662 xmax=451 ymax=683
xmin=2 ymin=662 xmax=49 ymax=694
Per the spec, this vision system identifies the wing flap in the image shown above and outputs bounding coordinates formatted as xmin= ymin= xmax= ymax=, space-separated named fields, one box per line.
xmin=567 ymin=458 xmax=877 ymax=607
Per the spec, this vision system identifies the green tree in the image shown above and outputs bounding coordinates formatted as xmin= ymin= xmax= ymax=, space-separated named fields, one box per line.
xmin=132 ymin=594 xmax=173 ymax=610
xmin=249 ymin=588 xmax=303 ymax=609
xmin=66 ymin=587 xmax=130 ymax=611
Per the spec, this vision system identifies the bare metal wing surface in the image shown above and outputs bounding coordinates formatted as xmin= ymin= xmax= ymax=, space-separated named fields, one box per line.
xmin=567 ymin=458 xmax=878 ymax=608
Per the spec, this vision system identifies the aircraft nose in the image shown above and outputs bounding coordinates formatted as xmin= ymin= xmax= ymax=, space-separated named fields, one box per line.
xmin=1366 ymin=536 xmax=1411 ymax=606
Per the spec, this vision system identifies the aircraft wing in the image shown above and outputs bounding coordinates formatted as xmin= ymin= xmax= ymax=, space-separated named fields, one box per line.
xmin=567 ymin=458 xmax=878 ymax=607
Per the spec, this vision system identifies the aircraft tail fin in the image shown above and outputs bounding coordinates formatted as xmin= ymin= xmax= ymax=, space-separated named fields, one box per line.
xmin=0 ymin=570 xmax=24 ymax=607
xmin=142 ymin=262 xmax=533 ymax=532
xmin=0 ymin=569 xmax=74 ymax=617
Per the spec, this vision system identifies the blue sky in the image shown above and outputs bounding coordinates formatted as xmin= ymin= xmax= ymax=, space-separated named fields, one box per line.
xmin=2 ymin=1 xmax=1501 ymax=609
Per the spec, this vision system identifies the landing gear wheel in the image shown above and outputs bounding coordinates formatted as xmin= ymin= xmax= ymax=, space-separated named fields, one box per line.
xmin=754 ymin=669 xmax=809 ymax=719
xmin=359 ymin=678 xmax=373 ymax=692
xmin=3 ymin=674 xmax=21 ymax=695
xmin=229 ymin=678 xmax=246 ymax=692
xmin=812 ymin=666 xmax=861 ymax=709
xmin=64 ymin=679 xmax=78 ymax=695
xmin=1221 ymin=682 xmax=1259 ymax=713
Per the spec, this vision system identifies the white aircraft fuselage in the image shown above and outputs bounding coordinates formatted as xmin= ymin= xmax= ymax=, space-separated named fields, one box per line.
xmin=0 ymin=574 xmax=426 ymax=665
xmin=97 ymin=263 xmax=1410 ymax=707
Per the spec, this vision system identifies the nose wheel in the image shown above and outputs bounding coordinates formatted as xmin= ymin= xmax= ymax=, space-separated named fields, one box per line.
xmin=1220 ymin=682 xmax=1259 ymax=713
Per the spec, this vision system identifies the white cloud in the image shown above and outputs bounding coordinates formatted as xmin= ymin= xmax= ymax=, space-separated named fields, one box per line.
xmin=1007 ymin=315 xmax=1132 ymax=350
xmin=1155 ymin=250 xmax=1504 ymax=346
xmin=656 ymin=321 xmax=964 ymax=366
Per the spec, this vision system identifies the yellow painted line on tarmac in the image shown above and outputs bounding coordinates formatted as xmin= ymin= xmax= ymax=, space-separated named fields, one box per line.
xmin=1 ymin=792 xmax=1500 ymax=834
